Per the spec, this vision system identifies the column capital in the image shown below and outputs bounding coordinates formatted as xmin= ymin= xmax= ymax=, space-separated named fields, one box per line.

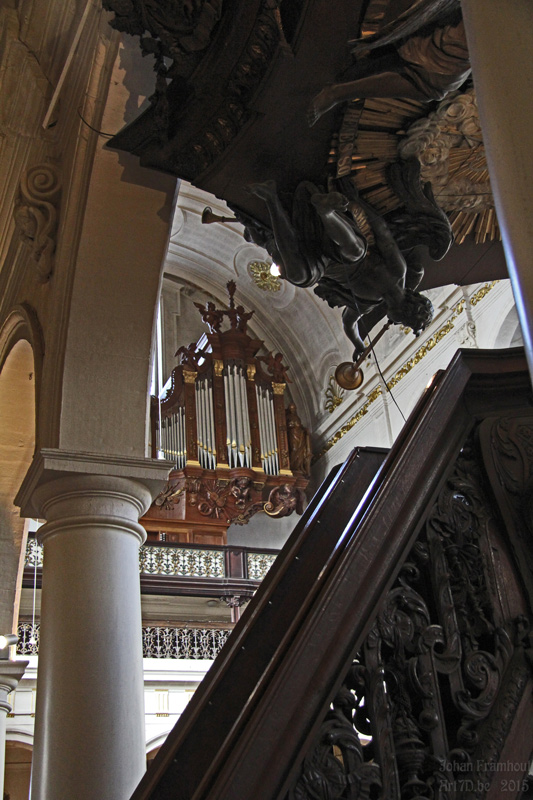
xmin=0 ymin=659 xmax=29 ymax=704
xmin=15 ymin=448 xmax=173 ymax=518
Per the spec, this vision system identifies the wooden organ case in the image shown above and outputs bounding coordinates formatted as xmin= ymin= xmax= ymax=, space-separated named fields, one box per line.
xmin=143 ymin=282 xmax=310 ymax=545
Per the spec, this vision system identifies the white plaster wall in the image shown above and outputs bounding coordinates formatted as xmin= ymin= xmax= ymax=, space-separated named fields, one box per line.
xmin=6 ymin=656 xmax=211 ymax=754
xmin=312 ymin=280 xmax=518 ymax=481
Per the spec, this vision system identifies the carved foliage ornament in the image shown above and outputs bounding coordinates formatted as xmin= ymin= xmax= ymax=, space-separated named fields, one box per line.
xmin=288 ymin=438 xmax=533 ymax=799
xmin=482 ymin=415 xmax=533 ymax=607
xmin=106 ymin=0 xmax=284 ymax=178
xmin=103 ymin=0 xmax=225 ymax=73
xmin=14 ymin=163 xmax=61 ymax=282
xmin=332 ymin=90 xmax=497 ymax=245
xmin=400 ymin=88 xmax=488 ymax=209
xmin=154 ymin=474 xmax=303 ymax=525
xmin=324 ymin=374 xmax=345 ymax=414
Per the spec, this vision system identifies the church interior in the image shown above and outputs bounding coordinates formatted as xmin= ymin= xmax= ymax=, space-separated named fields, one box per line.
xmin=1 ymin=0 xmax=533 ymax=798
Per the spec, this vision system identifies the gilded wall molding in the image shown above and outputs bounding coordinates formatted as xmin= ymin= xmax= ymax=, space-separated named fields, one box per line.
xmin=324 ymin=374 xmax=345 ymax=414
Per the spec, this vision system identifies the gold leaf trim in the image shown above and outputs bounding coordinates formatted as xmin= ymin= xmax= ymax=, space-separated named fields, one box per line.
xmin=248 ymin=260 xmax=281 ymax=292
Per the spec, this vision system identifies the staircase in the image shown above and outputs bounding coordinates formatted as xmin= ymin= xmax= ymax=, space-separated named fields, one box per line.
xmin=131 ymin=348 xmax=533 ymax=800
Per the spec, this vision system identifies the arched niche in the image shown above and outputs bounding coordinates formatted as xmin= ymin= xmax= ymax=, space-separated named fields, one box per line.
xmin=0 ymin=310 xmax=38 ymax=632
xmin=493 ymin=305 xmax=524 ymax=349
xmin=4 ymin=739 xmax=33 ymax=800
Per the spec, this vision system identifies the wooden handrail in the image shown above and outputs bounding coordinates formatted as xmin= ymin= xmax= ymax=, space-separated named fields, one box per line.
xmin=131 ymin=348 xmax=532 ymax=800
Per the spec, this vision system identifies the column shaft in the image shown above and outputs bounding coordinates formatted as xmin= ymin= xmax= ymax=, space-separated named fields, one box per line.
xmin=462 ymin=0 xmax=533 ymax=378
xmin=0 ymin=696 xmax=8 ymax=800
xmin=30 ymin=475 xmax=151 ymax=800
xmin=0 ymin=660 xmax=28 ymax=799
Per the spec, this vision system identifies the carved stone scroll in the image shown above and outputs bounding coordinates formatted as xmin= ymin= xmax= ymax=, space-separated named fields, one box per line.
xmin=14 ymin=163 xmax=61 ymax=282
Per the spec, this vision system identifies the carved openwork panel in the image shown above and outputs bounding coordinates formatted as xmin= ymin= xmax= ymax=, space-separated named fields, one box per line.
xmin=139 ymin=544 xmax=225 ymax=577
xmin=288 ymin=436 xmax=533 ymax=800
xmin=17 ymin=622 xmax=231 ymax=660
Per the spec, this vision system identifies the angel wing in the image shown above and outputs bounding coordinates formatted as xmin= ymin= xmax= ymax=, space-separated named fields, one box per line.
xmin=387 ymin=158 xmax=454 ymax=261
xmin=350 ymin=0 xmax=461 ymax=55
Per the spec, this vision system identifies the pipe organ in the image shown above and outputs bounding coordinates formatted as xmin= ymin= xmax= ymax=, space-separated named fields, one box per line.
xmin=144 ymin=282 xmax=309 ymax=546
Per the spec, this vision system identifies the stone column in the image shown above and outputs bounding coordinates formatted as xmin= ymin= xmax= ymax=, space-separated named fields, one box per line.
xmin=15 ymin=451 xmax=171 ymax=800
xmin=0 ymin=659 xmax=28 ymax=799
xmin=461 ymin=0 xmax=533 ymax=379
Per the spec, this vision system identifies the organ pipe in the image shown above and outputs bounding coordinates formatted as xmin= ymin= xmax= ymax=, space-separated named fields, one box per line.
xmin=146 ymin=282 xmax=311 ymax=548
xmin=151 ymin=282 xmax=305 ymax=481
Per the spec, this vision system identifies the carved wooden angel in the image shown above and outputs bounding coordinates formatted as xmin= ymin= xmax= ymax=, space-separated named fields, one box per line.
xmin=286 ymin=403 xmax=312 ymax=477
xmin=175 ymin=341 xmax=201 ymax=369
xmin=308 ymin=0 xmax=468 ymax=126
xmin=194 ymin=300 xmax=224 ymax=333
xmin=258 ymin=352 xmax=291 ymax=384
xmin=248 ymin=159 xmax=452 ymax=359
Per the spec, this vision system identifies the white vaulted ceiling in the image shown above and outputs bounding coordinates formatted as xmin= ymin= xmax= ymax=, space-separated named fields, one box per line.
xmin=164 ymin=181 xmax=354 ymax=429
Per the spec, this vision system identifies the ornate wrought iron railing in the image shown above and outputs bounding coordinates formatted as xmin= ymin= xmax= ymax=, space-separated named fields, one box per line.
xmin=23 ymin=540 xmax=277 ymax=586
xmin=129 ymin=349 xmax=533 ymax=800
xmin=139 ymin=546 xmax=225 ymax=578
xmin=245 ymin=551 xmax=276 ymax=581
xmin=17 ymin=621 xmax=231 ymax=661
xmin=16 ymin=622 xmax=39 ymax=656
xmin=24 ymin=537 xmax=43 ymax=568
xmin=142 ymin=627 xmax=231 ymax=660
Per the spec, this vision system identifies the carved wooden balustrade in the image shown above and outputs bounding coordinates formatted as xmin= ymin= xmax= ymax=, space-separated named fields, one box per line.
xmin=130 ymin=348 xmax=533 ymax=800
xmin=146 ymin=282 xmax=309 ymax=545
